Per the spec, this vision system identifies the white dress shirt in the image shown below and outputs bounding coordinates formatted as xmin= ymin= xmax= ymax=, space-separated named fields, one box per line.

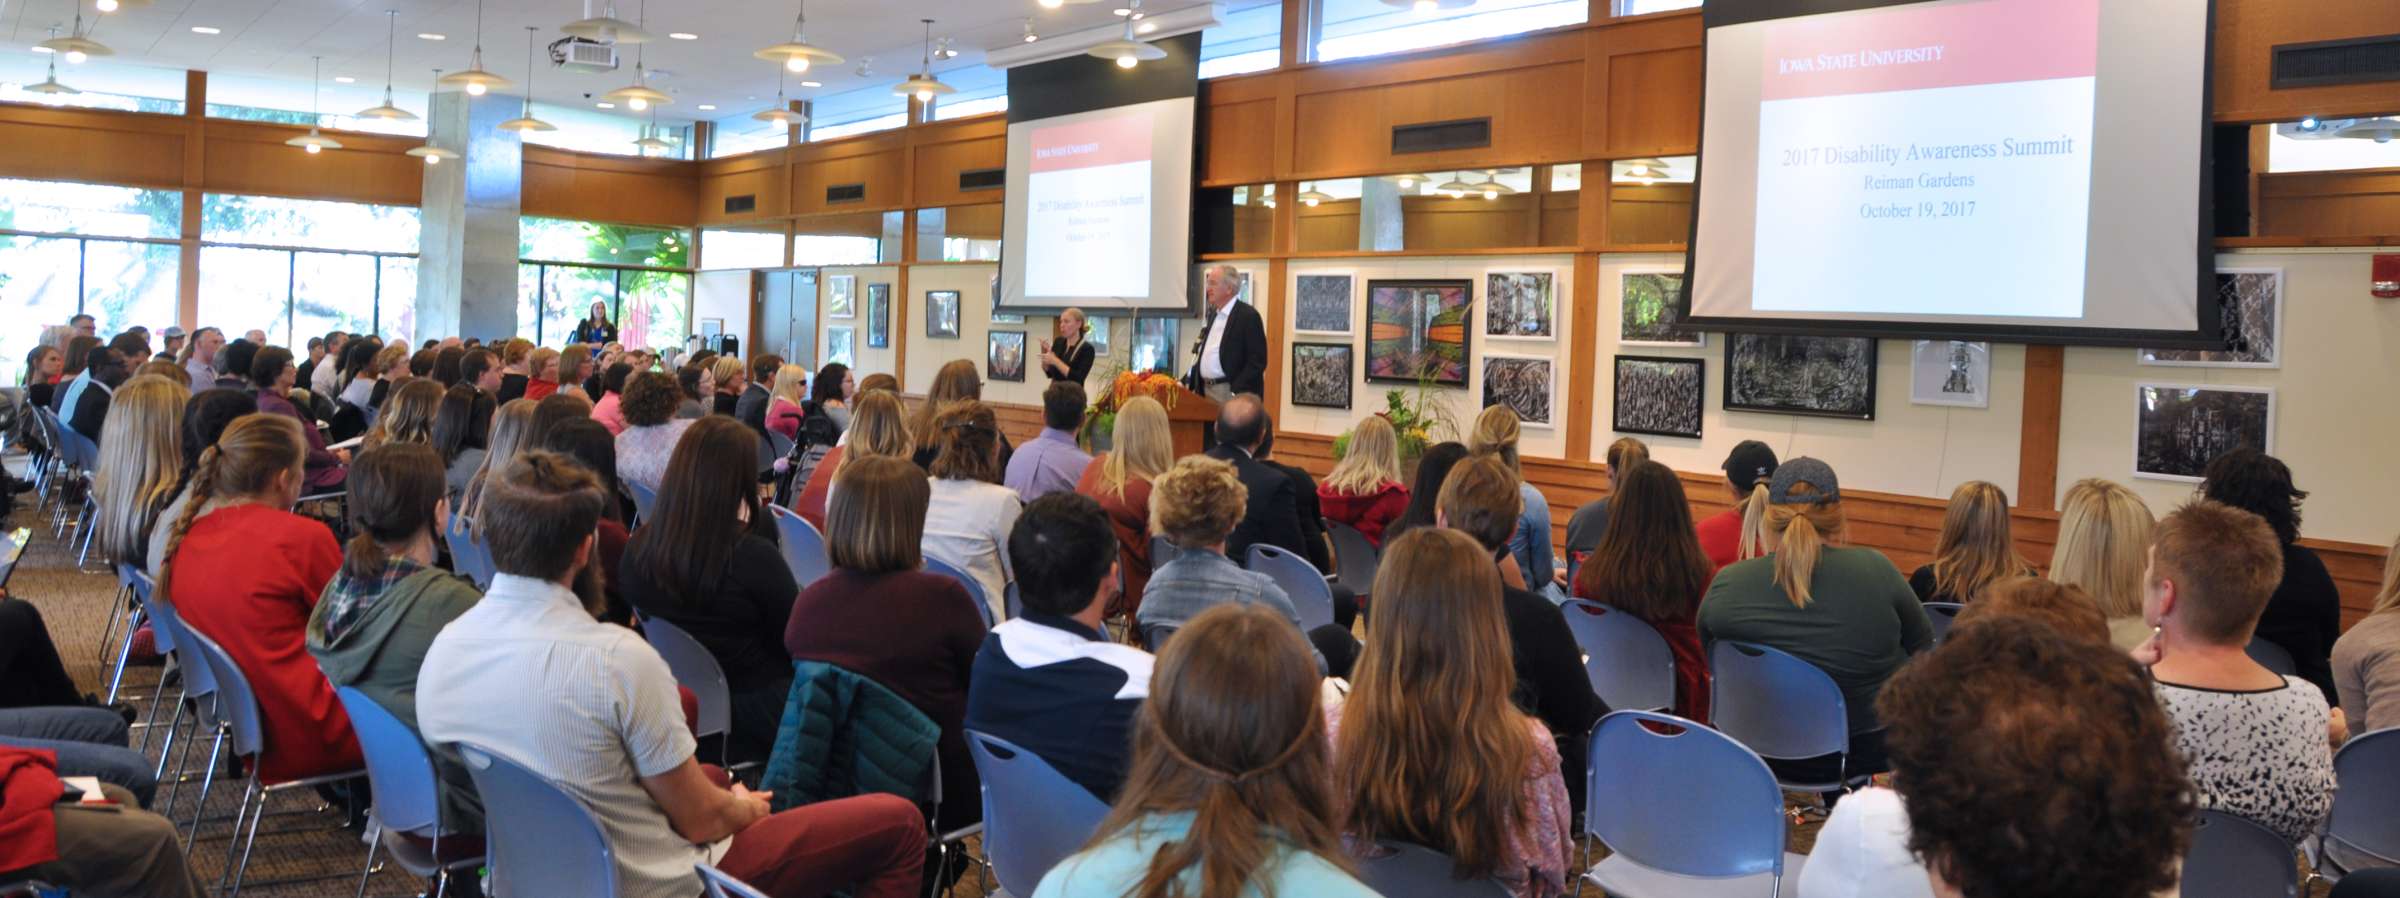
xmin=1199 ymin=300 xmax=1234 ymax=381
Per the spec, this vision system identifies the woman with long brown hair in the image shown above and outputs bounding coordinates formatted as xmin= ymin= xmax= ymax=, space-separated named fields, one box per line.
xmin=1574 ymin=460 xmax=1715 ymax=721
xmin=909 ymin=359 xmax=1013 ymax=468
xmin=1911 ymin=480 xmax=2033 ymax=604
xmin=1037 ymin=603 xmax=1377 ymax=898
xmin=1333 ymin=528 xmax=1571 ymax=898
xmin=923 ymin=400 xmax=1020 ymax=622
xmin=363 ymin=378 xmax=443 ymax=451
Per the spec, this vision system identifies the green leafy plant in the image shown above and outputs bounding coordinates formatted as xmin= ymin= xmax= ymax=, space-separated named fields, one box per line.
xmin=1332 ymin=370 xmax=1459 ymax=463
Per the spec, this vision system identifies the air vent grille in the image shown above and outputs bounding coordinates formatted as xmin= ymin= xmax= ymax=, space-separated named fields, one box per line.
xmin=959 ymin=168 xmax=1005 ymax=191
xmin=825 ymin=183 xmax=866 ymax=204
xmin=1391 ymin=118 xmax=1492 ymax=155
xmin=2272 ymin=34 xmax=2400 ymax=89
xmin=723 ymin=194 xmax=757 ymax=214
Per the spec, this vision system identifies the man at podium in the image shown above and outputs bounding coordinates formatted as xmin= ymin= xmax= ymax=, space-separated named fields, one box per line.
xmin=1185 ymin=264 xmax=1267 ymax=403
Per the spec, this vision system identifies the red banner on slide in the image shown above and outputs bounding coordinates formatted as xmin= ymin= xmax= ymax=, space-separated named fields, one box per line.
xmin=1028 ymin=110 xmax=1156 ymax=174
xmin=1759 ymin=0 xmax=2098 ymax=102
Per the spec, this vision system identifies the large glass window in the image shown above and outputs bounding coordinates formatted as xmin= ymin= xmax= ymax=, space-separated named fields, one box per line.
xmin=808 ymin=84 xmax=908 ymax=142
xmin=197 ymin=193 xmax=422 ymax=345
xmin=929 ymin=65 xmax=1007 ymax=122
xmin=0 ymin=177 xmax=182 ymax=239
xmin=793 ymin=211 xmax=902 ymax=265
xmin=517 ymin=102 xmax=693 ymax=159
xmin=709 ymin=111 xmax=794 ymax=158
xmin=1312 ymin=0 xmax=1585 ymax=63
xmin=1282 ymin=165 xmax=1580 ymax=252
xmin=520 ymin=217 xmax=689 ymax=267
xmin=1605 ymin=156 xmax=1693 ymax=246
xmin=0 ymin=179 xmax=184 ymax=382
xmin=1616 ymin=0 xmax=1701 ymax=15
xmin=201 ymin=194 xmax=420 ymax=253
xmin=518 ymin=216 xmax=693 ymax=347
xmin=701 ymin=227 xmax=788 ymax=269
xmin=204 ymin=71 xmax=429 ymax=136
xmin=916 ymin=205 xmax=1001 ymax=262
xmin=1202 ymin=0 xmax=1284 ymax=79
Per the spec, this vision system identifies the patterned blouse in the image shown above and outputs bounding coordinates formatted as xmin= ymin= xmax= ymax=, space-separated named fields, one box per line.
xmin=2154 ymin=676 xmax=2337 ymax=845
xmin=613 ymin=418 xmax=694 ymax=493
xmin=1325 ymin=706 xmax=1574 ymax=898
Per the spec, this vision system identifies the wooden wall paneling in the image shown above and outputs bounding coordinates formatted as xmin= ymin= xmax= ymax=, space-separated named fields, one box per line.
xmin=1603 ymin=47 xmax=1702 ymax=158
xmin=895 ymin=209 xmax=916 ymax=391
xmin=1606 ymin=182 xmax=1694 ymax=246
xmin=2257 ymin=169 xmax=2400 ymax=238
xmin=2211 ymin=0 xmax=2400 ymax=123
xmin=1566 ymin=252 xmax=1600 ymax=461
xmin=203 ymin=122 xmax=423 ymax=207
xmin=0 ymin=106 xmax=188 ymax=190
xmin=519 ymin=149 xmax=698 ymax=227
xmin=910 ymin=135 xmax=1006 ymax=209
xmin=1202 ymin=98 xmax=1278 ymax=186
xmin=1288 ymin=63 xmax=1586 ymax=179
xmin=789 ymin=146 xmax=908 ymax=216
xmin=695 ymin=153 xmax=791 ymax=226
xmin=2018 ymin=345 xmax=2065 ymax=511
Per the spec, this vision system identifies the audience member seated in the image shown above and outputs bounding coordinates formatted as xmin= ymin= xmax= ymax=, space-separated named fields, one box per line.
xmin=1202 ymin=394 xmax=1312 ymax=565
xmin=1033 ymin=603 xmax=1378 ymax=898
xmin=492 ymin=339 xmax=530 ymax=405
xmin=908 ymin=360 xmax=1012 ymax=470
xmin=1468 ymin=405 xmax=1559 ymax=599
xmin=614 ymin=371 xmax=696 ymax=494
xmin=1331 ymin=528 xmax=1572 ymax=898
xmin=922 ymin=400 xmax=1021 ymax=621
xmin=1574 ymin=460 xmax=1714 ymax=721
xmin=20 ymin=346 xmax=61 ymax=410
xmin=793 ymin=390 xmax=908 ymax=530
xmin=622 ymin=417 xmax=797 ymax=766
xmin=93 ymin=374 xmax=187 ymax=573
xmin=1003 ymin=382 xmax=1093 ymax=504
xmin=335 ymin=338 xmax=382 ymax=411
xmin=1910 ymin=481 xmax=2035 ymax=604
xmin=0 ymin=703 xmax=157 ymax=807
xmin=523 ymin=348 xmax=561 ymax=402
xmin=429 ymin=344 xmax=462 ymax=389
xmin=674 ymin=362 xmax=712 ymax=420
xmin=1073 ymin=395 xmax=1171 ymax=621
xmin=1687 ymin=443 xmax=1779 ymax=575
xmin=1251 ymin=423 xmax=1337 ymax=580
xmin=248 ymin=346 xmax=347 ymax=490
xmin=50 ymin=336 xmax=99 ymax=411
xmin=363 ymin=378 xmax=441 ymax=451
xmin=183 ymin=327 xmax=224 ymax=391
xmin=591 ymin=362 xmax=634 ymax=436
xmin=159 ymin=413 xmax=362 ymax=782
xmin=526 ymin=391 xmax=596 ymax=452
xmin=1698 ymin=458 xmax=1931 ymax=789
xmin=431 ymin=385 xmax=491 ymax=508
xmin=1798 ymin=618 xmax=2193 ymax=898
xmin=764 ymin=363 xmax=809 ymax=440
xmin=417 ymin=451 xmax=926 ymax=898
xmin=62 ymin=343 xmax=124 ymax=441
xmin=1382 ymin=440 xmax=1468 ymax=544
xmin=709 ymin=356 xmax=748 ymax=419
xmin=1316 ymin=414 xmax=1409 ymax=548
xmin=785 ymin=454 xmax=986 ymax=835
xmin=810 ymin=362 xmax=854 ymax=433
xmin=2334 ymin=533 xmax=2400 ymax=735
xmin=146 ymin=388 xmax=256 ymax=581
xmin=1135 ymin=456 xmax=1305 ymax=650
xmin=1951 ymin=577 xmax=2111 ymax=646
xmin=966 ymin=493 xmax=1150 ymax=802
xmin=2050 ymin=478 xmax=2158 ymax=650
xmin=2140 ymin=499 xmax=2336 ymax=846
xmin=1562 ymin=437 xmax=1648 ymax=577
xmin=2201 ymin=449 xmax=2344 ymax=703
xmin=305 ymin=444 xmax=485 ymax=836
xmin=367 ymin=344 xmax=411 ymax=412
xmin=554 ymin=343 xmax=594 ymax=403
xmin=543 ymin=418 xmax=638 ymax=624
xmin=736 ymin=354 xmax=780 ymax=434
xmin=0 ymin=602 xmax=88 ymax=712
xmin=0 ymin=746 xmax=205 ymax=898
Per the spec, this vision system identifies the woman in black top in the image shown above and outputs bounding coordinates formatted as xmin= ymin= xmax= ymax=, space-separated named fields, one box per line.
xmin=618 ymin=415 xmax=792 ymax=765
xmin=570 ymin=300 xmax=617 ymax=345
xmin=1040 ymin=307 xmax=1097 ymax=386
xmin=2201 ymin=449 xmax=2344 ymax=702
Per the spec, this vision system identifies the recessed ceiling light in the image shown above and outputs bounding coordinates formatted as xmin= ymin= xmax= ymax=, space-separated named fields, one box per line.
xmin=1135 ymin=20 xmax=1157 ymax=33
xmin=799 ymin=80 xmax=820 ymax=87
xmin=596 ymin=101 xmax=616 ymax=108
xmin=334 ymin=75 xmax=356 ymax=83
xmin=668 ymin=31 xmax=698 ymax=40
xmin=417 ymin=32 xmax=446 ymax=40
xmin=190 ymin=25 xmax=221 ymax=34
xmin=697 ymin=103 xmax=716 ymax=110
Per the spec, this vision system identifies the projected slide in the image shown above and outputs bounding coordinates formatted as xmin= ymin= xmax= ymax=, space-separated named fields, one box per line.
xmin=1024 ymin=109 xmax=1157 ymax=299
xmin=1752 ymin=0 xmax=2097 ymax=318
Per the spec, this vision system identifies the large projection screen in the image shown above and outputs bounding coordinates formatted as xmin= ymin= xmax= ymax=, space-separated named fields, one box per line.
xmin=1682 ymin=0 xmax=2219 ymax=346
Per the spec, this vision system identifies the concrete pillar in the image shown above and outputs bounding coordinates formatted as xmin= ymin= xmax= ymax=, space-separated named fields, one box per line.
xmin=417 ymin=88 xmax=524 ymax=342
xmin=1359 ymin=175 xmax=1404 ymax=252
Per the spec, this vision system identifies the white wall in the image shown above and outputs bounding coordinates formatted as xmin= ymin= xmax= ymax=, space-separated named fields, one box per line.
xmin=903 ymin=261 xmax=1211 ymax=405
xmin=815 ymin=265 xmax=899 ymax=382
xmin=691 ymin=268 xmax=751 ymax=358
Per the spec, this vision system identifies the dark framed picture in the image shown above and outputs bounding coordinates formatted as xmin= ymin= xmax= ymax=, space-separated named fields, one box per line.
xmin=2137 ymin=268 xmax=2281 ymax=369
xmin=1365 ymin=279 xmax=1473 ymax=385
xmin=2133 ymin=383 xmax=2275 ymax=482
xmin=988 ymin=331 xmax=1028 ymax=383
xmin=1294 ymin=274 xmax=1353 ymax=334
xmin=865 ymin=283 xmax=891 ymax=348
xmin=1723 ymin=333 xmax=1878 ymax=420
xmin=1290 ymin=343 xmax=1353 ymax=410
xmin=926 ymin=290 xmax=961 ymax=339
xmin=1484 ymin=271 xmax=1555 ymax=340
xmin=1130 ymin=318 xmax=1178 ymax=375
xmin=1621 ymin=271 xmax=1704 ymax=347
xmin=1613 ymin=355 xmax=1704 ymax=439
xmin=1481 ymin=355 xmax=1554 ymax=426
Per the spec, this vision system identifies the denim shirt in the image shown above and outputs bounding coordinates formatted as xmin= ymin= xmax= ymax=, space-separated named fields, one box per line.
xmin=1509 ymin=482 xmax=1563 ymax=602
xmin=1133 ymin=549 xmax=1300 ymax=634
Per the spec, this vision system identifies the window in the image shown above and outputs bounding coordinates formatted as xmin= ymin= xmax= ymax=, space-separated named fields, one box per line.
xmin=201 ymin=194 xmax=419 ymax=253
xmin=1282 ymin=165 xmax=1580 ymax=252
xmin=700 ymin=227 xmax=788 ymax=269
xmin=520 ymin=217 xmax=689 ymax=267
xmin=1605 ymin=156 xmax=1692 ymax=246
xmin=916 ymin=205 xmax=1001 ymax=262
xmin=1616 ymin=0 xmax=1701 ymax=15
xmin=204 ymin=71 xmax=429 ymax=136
xmin=929 ymin=66 xmax=1007 ymax=122
xmin=1202 ymin=0 xmax=1284 ymax=79
xmin=808 ymin=84 xmax=908 ymax=142
xmin=0 ymin=177 xmax=181 ymax=239
xmin=709 ymin=111 xmax=794 ymax=158
xmin=0 ymin=58 xmax=186 ymax=114
xmin=793 ymin=211 xmax=902 ymax=265
xmin=0 ymin=178 xmax=184 ymax=382
xmin=519 ymin=217 xmax=694 ymax=347
xmin=517 ymin=102 xmax=693 ymax=159
xmin=2267 ymin=118 xmax=2400 ymax=173
xmin=196 ymin=194 xmax=423 ymax=345
xmin=1312 ymin=0 xmax=1585 ymax=63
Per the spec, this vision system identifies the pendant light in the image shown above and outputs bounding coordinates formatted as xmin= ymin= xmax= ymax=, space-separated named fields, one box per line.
xmin=892 ymin=19 xmax=952 ymax=102
xmin=499 ymin=27 xmax=558 ymax=132
xmin=25 ymin=31 xmax=79 ymax=100
xmin=357 ymin=11 xmax=418 ymax=121
xmin=1433 ymin=172 xmax=1477 ymax=197
xmin=37 ymin=11 xmax=112 ymax=63
xmin=94 ymin=0 xmax=154 ymax=12
xmin=1382 ymin=0 xmax=1476 ymax=11
xmin=405 ymin=68 xmax=461 ymax=164
xmin=600 ymin=0 xmax=670 ymax=110
xmin=754 ymin=0 xmax=842 ymax=75
xmin=632 ymin=110 xmax=674 ymax=155
xmin=438 ymin=0 xmax=512 ymax=96
xmin=562 ymin=0 xmax=652 ymax=44
xmin=1475 ymin=170 xmax=1516 ymax=199
xmin=285 ymin=57 xmax=344 ymax=154
xmin=1295 ymin=183 xmax=1334 ymax=206
xmin=2338 ymin=117 xmax=2400 ymax=144
xmin=1087 ymin=1 xmax=1165 ymax=69
xmin=1617 ymin=157 xmax=1670 ymax=183
xmin=751 ymin=66 xmax=807 ymax=130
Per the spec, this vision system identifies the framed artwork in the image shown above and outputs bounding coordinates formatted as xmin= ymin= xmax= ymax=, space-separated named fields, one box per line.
xmin=1481 ymin=355 xmax=1554 ymax=426
xmin=1620 ymin=271 xmax=1704 ymax=347
xmin=1190 ymin=265 xmax=1254 ymax=306
xmin=1365 ymin=279 xmax=1473 ymax=385
xmin=1086 ymin=315 xmax=1112 ymax=354
xmin=1909 ymin=340 xmax=1990 ymax=409
xmin=2138 ymin=268 xmax=2282 ymax=369
xmin=1130 ymin=318 xmax=1179 ymax=375
xmin=1290 ymin=343 xmax=1354 ymax=410
xmin=865 ymin=283 xmax=891 ymax=348
xmin=825 ymin=274 xmax=856 ymax=320
xmin=925 ymin=290 xmax=961 ymax=339
xmin=1294 ymin=274 xmax=1354 ymax=334
xmin=988 ymin=331 xmax=1028 ymax=383
xmin=1724 ymin=333 xmax=1878 ymax=420
xmin=990 ymin=271 xmax=1025 ymax=323
xmin=1484 ymin=271 xmax=1556 ymax=340
xmin=1613 ymin=355 xmax=1705 ymax=439
xmin=825 ymin=327 xmax=855 ymax=367
xmin=2134 ymin=383 xmax=2275 ymax=482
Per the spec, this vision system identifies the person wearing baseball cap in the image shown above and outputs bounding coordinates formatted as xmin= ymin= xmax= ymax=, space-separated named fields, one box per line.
xmin=157 ymin=326 xmax=187 ymax=362
xmin=1692 ymin=440 xmax=1780 ymax=571
xmin=1697 ymin=457 xmax=1933 ymax=797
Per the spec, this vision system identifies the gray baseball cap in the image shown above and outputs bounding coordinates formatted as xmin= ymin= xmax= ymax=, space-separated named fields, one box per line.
xmin=1767 ymin=457 xmax=1839 ymax=505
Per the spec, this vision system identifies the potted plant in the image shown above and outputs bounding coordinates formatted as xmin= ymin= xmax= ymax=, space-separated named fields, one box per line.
xmin=1078 ymin=363 xmax=1187 ymax=452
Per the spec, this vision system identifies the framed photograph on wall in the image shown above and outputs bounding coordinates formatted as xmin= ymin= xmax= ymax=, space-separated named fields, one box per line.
xmin=1482 ymin=355 xmax=1555 ymax=426
xmin=1086 ymin=315 xmax=1112 ymax=354
xmin=1724 ymin=333 xmax=1878 ymax=420
xmin=1909 ymin=340 xmax=1990 ymax=408
xmin=1291 ymin=343 xmax=1354 ymax=410
xmin=1190 ymin=265 xmax=1254 ymax=306
xmin=1294 ymin=274 xmax=1354 ymax=335
xmin=825 ymin=274 xmax=856 ymax=320
xmin=925 ymin=290 xmax=961 ymax=339
xmin=1484 ymin=272 xmax=1556 ymax=340
xmin=1365 ymin=279 xmax=1473 ymax=385
xmin=2137 ymin=268 xmax=2282 ymax=369
xmin=865 ymin=284 xmax=891 ymax=348
xmin=2133 ymin=383 xmax=2275 ymax=482
xmin=1130 ymin=318 xmax=1179 ymax=375
xmin=826 ymin=327 xmax=855 ymax=367
xmin=1620 ymin=271 xmax=1705 ymax=347
xmin=988 ymin=331 xmax=1028 ymax=383
xmin=1613 ymin=355 xmax=1705 ymax=439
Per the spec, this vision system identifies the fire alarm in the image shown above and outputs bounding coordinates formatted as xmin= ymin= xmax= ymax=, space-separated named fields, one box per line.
xmin=2376 ymin=254 xmax=2400 ymax=299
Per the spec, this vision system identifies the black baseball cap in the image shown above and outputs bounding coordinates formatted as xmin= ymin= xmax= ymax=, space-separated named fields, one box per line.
xmin=1723 ymin=440 xmax=1779 ymax=494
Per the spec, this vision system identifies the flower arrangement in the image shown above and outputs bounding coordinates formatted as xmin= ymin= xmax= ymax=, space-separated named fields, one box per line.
xmin=1332 ymin=373 xmax=1458 ymax=464
xmin=1078 ymin=367 xmax=1187 ymax=451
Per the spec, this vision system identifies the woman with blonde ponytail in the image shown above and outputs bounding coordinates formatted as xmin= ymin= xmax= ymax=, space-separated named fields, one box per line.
xmin=1695 ymin=440 xmax=1778 ymax=571
xmin=1468 ymin=405 xmax=1559 ymax=596
xmin=1696 ymin=458 xmax=1931 ymax=792
xmin=161 ymin=413 xmax=362 ymax=782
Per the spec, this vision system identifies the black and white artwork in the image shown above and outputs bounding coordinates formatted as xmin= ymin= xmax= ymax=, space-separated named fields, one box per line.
xmin=865 ymin=284 xmax=891 ymax=348
xmin=1295 ymin=274 xmax=1354 ymax=334
xmin=1481 ymin=355 xmax=1554 ymax=426
xmin=1485 ymin=272 xmax=1555 ymax=340
xmin=2138 ymin=269 xmax=2281 ymax=369
xmin=1086 ymin=315 xmax=1111 ymax=354
xmin=1613 ymin=356 xmax=1704 ymax=439
xmin=1131 ymin=318 xmax=1178 ymax=375
xmin=1620 ymin=271 xmax=1704 ymax=347
xmin=2134 ymin=384 xmax=2274 ymax=483
xmin=988 ymin=331 xmax=1027 ymax=383
xmin=1724 ymin=333 xmax=1878 ymax=420
xmin=825 ymin=275 xmax=856 ymax=320
xmin=1291 ymin=343 xmax=1354 ymax=410
xmin=926 ymin=290 xmax=961 ymax=339
xmin=1909 ymin=341 xmax=1990 ymax=409
xmin=826 ymin=327 xmax=855 ymax=367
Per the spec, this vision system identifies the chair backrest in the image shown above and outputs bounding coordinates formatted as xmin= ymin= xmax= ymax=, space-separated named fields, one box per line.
xmin=1149 ymin=534 xmax=1181 ymax=569
xmin=443 ymin=511 xmax=495 ymax=590
xmin=1923 ymin=602 xmax=1964 ymax=645
xmin=334 ymin=686 xmax=447 ymax=838
xmin=1324 ymin=521 xmax=1380 ymax=596
xmin=766 ymin=504 xmax=830 ymax=586
xmin=455 ymin=741 xmax=619 ymax=898
xmin=138 ymin=586 xmax=215 ymax=699
xmin=642 ymin=617 xmax=731 ymax=740
xmin=1353 ymin=842 xmax=1512 ymax=898
xmin=1708 ymin=641 xmax=1849 ymax=762
xmin=123 ymin=566 xmax=171 ymax=655
xmin=177 ymin=625 xmax=265 ymax=757
xmin=1583 ymin=710 xmax=1788 ymax=880
xmin=965 ymin=729 xmax=1113 ymax=897
xmin=625 ymin=479 xmax=658 ymax=525
xmin=1004 ymin=582 xmax=1023 ymax=621
xmin=2184 ymin=810 xmax=2299 ymax=898
xmin=58 ymin=426 xmax=99 ymax=470
xmin=1244 ymin=543 xmax=1336 ymax=631
xmin=2329 ymin=726 xmax=2400 ymax=867
xmin=695 ymin=863 xmax=771 ymax=898
xmin=924 ymin=555 xmax=994 ymax=627
xmin=2244 ymin=636 xmax=2298 ymax=677
xmin=1559 ymin=600 xmax=1677 ymax=713
xmin=1142 ymin=623 xmax=1177 ymax=652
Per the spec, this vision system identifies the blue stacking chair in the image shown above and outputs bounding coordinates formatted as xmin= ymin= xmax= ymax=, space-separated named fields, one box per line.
xmin=1004 ymin=582 xmax=1023 ymax=621
xmin=626 ymin=479 xmax=659 ymax=525
xmin=1922 ymin=602 xmax=1964 ymax=646
xmin=1356 ymin=842 xmax=1511 ymax=898
xmin=697 ymin=864 xmax=772 ymax=898
xmin=1149 ymin=535 xmax=1181 ymax=569
xmin=443 ymin=512 xmax=494 ymax=590
xmin=1244 ymin=544 xmax=1336 ymax=631
xmin=1709 ymin=641 xmax=1865 ymax=796
xmin=2323 ymin=727 xmax=2400 ymax=877
xmin=926 ymin=555 xmax=995 ymax=627
xmin=2183 ymin=810 xmax=2299 ymax=898
xmin=1324 ymin=521 xmax=1381 ymax=599
xmin=966 ymin=730 xmax=1112 ymax=897
xmin=134 ymin=584 xmax=224 ymax=833
xmin=1581 ymin=710 xmax=1804 ymax=898
xmin=456 ymin=741 xmax=619 ymax=898
xmin=642 ymin=617 xmax=748 ymax=771
xmin=767 ymin=504 xmax=831 ymax=586
xmin=334 ymin=686 xmax=484 ymax=898
xmin=178 ymin=626 xmax=368 ymax=896
xmin=1560 ymin=599 xmax=1677 ymax=713
xmin=2245 ymin=636 xmax=2299 ymax=677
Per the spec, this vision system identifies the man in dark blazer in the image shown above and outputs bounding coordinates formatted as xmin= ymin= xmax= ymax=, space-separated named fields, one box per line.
xmin=735 ymin=352 xmax=781 ymax=436
xmin=1202 ymin=394 xmax=1310 ymax=565
xmin=1185 ymin=264 xmax=1267 ymax=402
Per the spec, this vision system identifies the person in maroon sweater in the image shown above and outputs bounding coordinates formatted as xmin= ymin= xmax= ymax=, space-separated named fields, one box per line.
xmin=783 ymin=454 xmax=986 ymax=834
xmin=1573 ymin=460 xmax=1714 ymax=723
xmin=248 ymin=345 xmax=348 ymax=490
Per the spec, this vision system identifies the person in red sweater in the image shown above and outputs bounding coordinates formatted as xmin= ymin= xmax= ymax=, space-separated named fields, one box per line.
xmin=1316 ymin=414 xmax=1410 ymax=548
xmin=1573 ymin=460 xmax=1716 ymax=723
xmin=158 ymin=413 xmax=361 ymax=784
xmin=1695 ymin=440 xmax=1779 ymax=573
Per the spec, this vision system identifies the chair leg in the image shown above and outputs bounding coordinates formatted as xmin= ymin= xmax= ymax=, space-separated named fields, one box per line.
xmin=138 ymin=675 xmax=178 ymax=755
xmin=94 ymin=583 xmax=127 ymax=671
xmin=230 ymin=779 xmax=269 ymax=898
xmin=220 ymin=778 xmax=258 ymax=892
xmin=185 ymin=725 xmax=227 ymax=850
xmin=102 ymin=605 xmax=143 ymax=704
xmin=353 ymin=820 xmax=383 ymax=898
xmin=433 ymin=868 xmax=452 ymax=898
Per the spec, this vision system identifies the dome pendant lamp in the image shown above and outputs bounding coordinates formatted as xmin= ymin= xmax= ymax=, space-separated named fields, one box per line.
xmin=357 ymin=11 xmax=419 ymax=121
xmin=755 ymin=0 xmax=842 ymax=75
xmin=37 ymin=12 xmax=112 ymax=63
xmin=438 ymin=0 xmax=512 ymax=97
xmin=285 ymin=57 xmax=345 ymax=154
xmin=499 ymin=27 xmax=558 ymax=132
xmin=892 ymin=19 xmax=953 ymax=103
xmin=26 ymin=35 xmax=80 ymax=100
xmin=1087 ymin=0 xmax=1166 ymax=69
xmin=752 ymin=66 xmax=808 ymax=131
xmin=601 ymin=0 xmax=671 ymax=111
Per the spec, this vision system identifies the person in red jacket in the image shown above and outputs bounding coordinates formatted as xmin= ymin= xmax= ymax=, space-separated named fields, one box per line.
xmin=1316 ymin=415 xmax=1410 ymax=548
xmin=1695 ymin=440 xmax=1779 ymax=572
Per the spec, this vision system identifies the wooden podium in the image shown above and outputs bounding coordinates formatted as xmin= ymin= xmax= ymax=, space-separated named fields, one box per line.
xmin=1159 ymin=385 xmax=1219 ymax=459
